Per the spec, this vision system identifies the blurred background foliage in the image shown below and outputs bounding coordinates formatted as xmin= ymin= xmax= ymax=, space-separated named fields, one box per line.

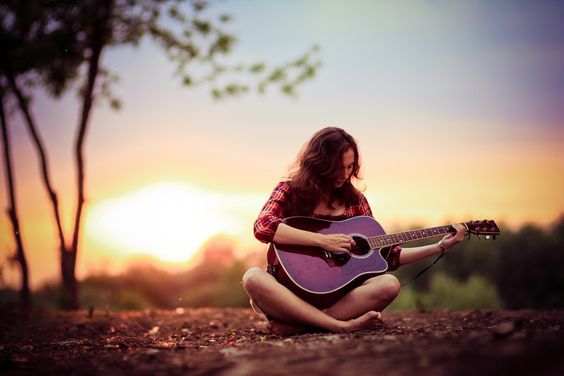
xmin=389 ymin=216 xmax=564 ymax=310
xmin=1 ymin=216 xmax=563 ymax=311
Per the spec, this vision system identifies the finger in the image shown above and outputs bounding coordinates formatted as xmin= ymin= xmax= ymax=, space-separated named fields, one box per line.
xmin=330 ymin=245 xmax=347 ymax=253
xmin=452 ymin=224 xmax=465 ymax=236
xmin=338 ymin=239 xmax=351 ymax=251
xmin=339 ymin=235 xmax=354 ymax=247
xmin=458 ymin=223 xmax=468 ymax=233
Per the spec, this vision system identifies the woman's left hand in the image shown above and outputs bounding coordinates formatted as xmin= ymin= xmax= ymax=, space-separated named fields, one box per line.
xmin=440 ymin=223 xmax=467 ymax=250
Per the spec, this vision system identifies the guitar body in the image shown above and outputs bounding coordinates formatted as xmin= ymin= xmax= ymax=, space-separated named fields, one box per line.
xmin=267 ymin=216 xmax=390 ymax=309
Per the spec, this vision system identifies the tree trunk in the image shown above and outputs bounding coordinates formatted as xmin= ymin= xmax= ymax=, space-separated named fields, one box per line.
xmin=60 ymin=250 xmax=78 ymax=309
xmin=3 ymin=66 xmax=69 ymax=249
xmin=3 ymin=65 xmax=71 ymax=308
xmin=66 ymin=0 xmax=114 ymax=309
xmin=0 ymin=89 xmax=31 ymax=310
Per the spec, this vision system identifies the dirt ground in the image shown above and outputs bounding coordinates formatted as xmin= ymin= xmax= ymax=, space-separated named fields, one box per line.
xmin=1 ymin=308 xmax=563 ymax=375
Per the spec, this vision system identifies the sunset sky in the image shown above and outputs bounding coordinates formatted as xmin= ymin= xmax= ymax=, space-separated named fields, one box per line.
xmin=1 ymin=0 xmax=563 ymax=288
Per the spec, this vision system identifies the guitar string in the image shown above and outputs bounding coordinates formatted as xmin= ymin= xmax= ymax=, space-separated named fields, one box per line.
xmin=366 ymin=225 xmax=452 ymax=248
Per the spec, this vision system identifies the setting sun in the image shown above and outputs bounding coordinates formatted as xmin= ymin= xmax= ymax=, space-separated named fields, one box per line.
xmin=86 ymin=182 xmax=244 ymax=263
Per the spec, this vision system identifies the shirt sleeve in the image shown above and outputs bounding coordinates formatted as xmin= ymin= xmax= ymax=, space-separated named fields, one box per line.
xmin=253 ymin=181 xmax=291 ymax=243
xmin=384 ymin=245 xmax=402 ymax=271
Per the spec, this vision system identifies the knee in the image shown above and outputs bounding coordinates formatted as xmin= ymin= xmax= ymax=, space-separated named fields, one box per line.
xmin=378 ymin=274 xmax=401 ymax=301
xmin=242 ymin=267 xmax=266 ymax=294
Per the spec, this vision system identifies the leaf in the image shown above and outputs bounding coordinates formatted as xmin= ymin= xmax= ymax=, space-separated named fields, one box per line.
xmin=281 ymin=84 xmax=294 ymax=96
xmin=193 ymin=1 xmax=207 ymax=12
xmin=211 ymin=88 xmax=222 ymax=99
xmin=249 ymin=63 xmax=266 ymax=74
xmin=194 ymin=20 xmax=211 ymax=35
xmin=110 ymin=98 xmax=122 ymax=110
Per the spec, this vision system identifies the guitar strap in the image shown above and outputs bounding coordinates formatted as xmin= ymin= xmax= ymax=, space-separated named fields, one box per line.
xmin=400 ymin=253 xmax=445 ymax=287
xmin=399 ymin=232 xmax=477 ymax=286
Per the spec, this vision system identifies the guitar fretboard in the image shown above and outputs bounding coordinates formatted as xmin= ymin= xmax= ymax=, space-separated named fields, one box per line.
xmin=367 ymin=225 xmax=455 ymax=249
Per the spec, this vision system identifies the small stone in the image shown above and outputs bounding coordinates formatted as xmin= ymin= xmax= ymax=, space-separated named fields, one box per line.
xmin=492 ymin=321 xmax=515 ymax=338
xmin=322 ymin=335 xmax=341 ymax=343
xmin=418 ymin=356 xmax=430 ymax=368
xmin=219 ymin=347 xmax=252 ymax=357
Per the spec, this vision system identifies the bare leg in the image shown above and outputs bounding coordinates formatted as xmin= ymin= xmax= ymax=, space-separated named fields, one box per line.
xmin=242 ymin=268 xmax=384 ymax=334
xmin=325 ymin=274 xmax=401 ymax=320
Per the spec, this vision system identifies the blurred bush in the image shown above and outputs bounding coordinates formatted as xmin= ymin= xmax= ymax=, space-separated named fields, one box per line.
xmin=391 ymin=216 xmax=564 ymax=309
xmin=389 ymin=272 xmax=502 ymax=310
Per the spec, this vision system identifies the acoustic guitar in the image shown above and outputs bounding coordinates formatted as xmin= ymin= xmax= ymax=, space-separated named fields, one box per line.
xmin=267 ymin=216 xmax=500 ymax=308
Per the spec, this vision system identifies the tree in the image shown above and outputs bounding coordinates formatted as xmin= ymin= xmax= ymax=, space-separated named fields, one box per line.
xmin=0 ymin=86 xmax=31 ymax=310
xmin=1 ymin=0 xmax=99 ymax=309
xmin=0 ymin=0 xmax=320 ymax=309
xmin=0 ymin=0 xmax=78 ymax=309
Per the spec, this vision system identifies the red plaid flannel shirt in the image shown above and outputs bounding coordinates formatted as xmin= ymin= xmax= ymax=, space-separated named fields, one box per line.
xmin=254 ymin=181 xmax=401 ymax=270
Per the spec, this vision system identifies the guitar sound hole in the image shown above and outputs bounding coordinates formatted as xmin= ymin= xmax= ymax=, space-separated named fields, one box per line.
xmin=351 ymin=236 xmax=370 ymax=255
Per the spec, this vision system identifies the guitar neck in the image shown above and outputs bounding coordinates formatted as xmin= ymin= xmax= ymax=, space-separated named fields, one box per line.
xmin=367 ymin=224 xmax=459 ymax=249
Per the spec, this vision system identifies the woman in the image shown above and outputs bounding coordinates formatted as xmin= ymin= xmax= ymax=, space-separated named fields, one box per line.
xmin=242 ymin=127 xmax=466 ymax=335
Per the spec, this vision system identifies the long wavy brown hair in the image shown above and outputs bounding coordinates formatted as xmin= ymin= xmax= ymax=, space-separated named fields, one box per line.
xmin=287 ymin=127 xmax=364 ymax=216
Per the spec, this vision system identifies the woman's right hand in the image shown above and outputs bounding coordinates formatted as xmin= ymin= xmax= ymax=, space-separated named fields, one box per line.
xmin=273 ymin=224 xmax=355 ymax=253
xmin=317 ymin=233 xmax=356 ymax=253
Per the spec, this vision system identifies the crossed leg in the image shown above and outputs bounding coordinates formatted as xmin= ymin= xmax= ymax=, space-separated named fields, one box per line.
xmin=242 ymin=267 xmax=400 ymax=335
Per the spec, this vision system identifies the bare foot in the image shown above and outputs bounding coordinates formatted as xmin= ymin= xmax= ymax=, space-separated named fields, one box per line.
xmin=267 ymin=319 xmax=317 ymax=337
xmin=266 ymin=312 xmax=383 ymax=336
xmin=341 ymin=311 xmax=384 ymax=333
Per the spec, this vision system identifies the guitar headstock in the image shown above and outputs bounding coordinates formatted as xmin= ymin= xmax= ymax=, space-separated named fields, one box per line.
xmin=465 ymin=220 xmax=500 ymax=239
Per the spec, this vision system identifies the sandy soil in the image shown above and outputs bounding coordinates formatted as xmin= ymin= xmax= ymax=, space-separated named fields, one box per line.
xmin=1 ymin=308 xmax=563 ymax=375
